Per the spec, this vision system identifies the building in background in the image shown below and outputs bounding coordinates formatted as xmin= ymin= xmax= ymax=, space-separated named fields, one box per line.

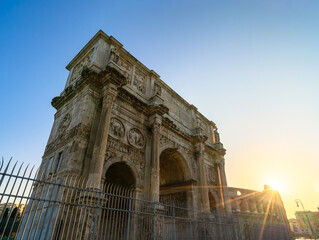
xmin=228 ymin=185 xmax=291 ymax=240
xmin=289 ymin=208 xmax=319 ymax=239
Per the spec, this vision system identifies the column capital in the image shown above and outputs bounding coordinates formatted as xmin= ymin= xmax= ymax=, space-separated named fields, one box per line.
xmin=146 ymin=104 xmax=168 ymax=117
xmin=99 ymin=65 xmax=127 ymax=87
xmin=215 ymin=157 xmax=225 ymax=168
xmin=149 ymin=114 xmax=162 ymax=133
xmin=193 ymin=135 xmax=207 ymax=159
xmin=101 ymin=84 xmax=117 ymax=106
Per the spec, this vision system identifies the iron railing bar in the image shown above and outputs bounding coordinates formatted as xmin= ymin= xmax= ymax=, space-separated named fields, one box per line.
xmin=49 ymin=175 xmax=68 ymax=240
xmin=126 ymin=190 xmax=132 ymax=240
xmin=0 ymin=161 xmax=19 ymax=223
xmin=59 ymin=175 xmax=75 ymax=239
xmin=0 ymin=187 xmax=223 ymax=220
xmin=41 ymin=178 xmax=62 ymax=240
xmin=152 ymin=197 xmax=156 ymax=240
xmin=65 ymin=176 xmax=82 ymax=240
xmin=76 ymin=180 xmax=87 ymax=240
xmin=72 ymin=181 xmax=87 ymax=240
xmin=173 ymin=202 xmax=176 ymax=240
xmin=68 ymin=177 xmax=86 ymax=239
xmin=0 ymin=158 xmax=12 ymax=187
xmin=115 ymin=186 xmax=125 ymax=240
xmin=77 ymin=180 xmax=94 ymax=239
xmin=0 ymin=173 xmax=169 ymax=207
xmin=123 ymin=187 xmax=132 ymax=239
xmin=5 ymin=164 xmax=31 ymax=239
xmin=100 ymin=183 xmax=112 ymax=239
xmin=99 ymin=192 xmax=106 ymax=239
xmin=0 ymin=162 xmax=25 ymax=239
xmin=106 ymin=183 xmax=116 ymax=239
xmin=91 ymin=183 xmax=101 ymax=240
xmin=32 ymin=171 xmax=57 ymax=240
xmin=26 ymin=169 xmax=49 ymax=239
xmin=13 ymin=168 xmax=36 ymax=240
xmin=19 ymin=170 xmax=44 ymax=239
xmin=123 ymin=188 xmax=132 ymax=240
xmin=111 ymin=183 xmax=122 ymax=240
xmin=117 ymin=186 xmax=128 ymax=240
xmin=0 ymin=157 xmax=4 ymax=172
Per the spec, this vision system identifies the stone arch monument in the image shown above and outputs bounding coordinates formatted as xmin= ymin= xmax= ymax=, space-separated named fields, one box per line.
xmin=39 ymin=30 xmax=234 ymax=235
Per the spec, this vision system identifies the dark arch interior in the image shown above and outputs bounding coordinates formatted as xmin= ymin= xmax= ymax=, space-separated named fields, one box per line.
xmin=105 ymin=162 xmax=136 ymax=187
xmin=160 ymin=149 xmax=186 ymax=186
xmin=159 ymin=149 xmax=191 ymax=211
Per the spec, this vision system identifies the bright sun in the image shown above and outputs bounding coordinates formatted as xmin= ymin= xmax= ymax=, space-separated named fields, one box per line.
xmin=268 ymin=181 xmax=284 ymax=192
xmin=266 ymin=177 xmax=287 ymax=193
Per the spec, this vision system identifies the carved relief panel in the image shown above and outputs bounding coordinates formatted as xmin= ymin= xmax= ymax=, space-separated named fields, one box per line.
xmin=206 ymin=164 xmax=217 ymax=185
xmin=128 ymin=128 xmax=145 ymax=149
xmin=109 ymin=118 xmax=125 ymax=139
xmin=107 ymin=114 xmax=146 ymax=177
xmin=57 ymin=113 xmax=71 ymax=136
xmin=109 ymin=48 xmax=132 ymax=80
xmin=70 ymin=48 xmax=94 ymax=85
xmin=153 ymin=81 xmax=162 ymax=96
xmin=132 ymin=69 xmax=146 ymax=94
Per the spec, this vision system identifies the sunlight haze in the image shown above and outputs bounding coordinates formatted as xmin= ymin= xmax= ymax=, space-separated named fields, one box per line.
xmin=0 ymin=0 xmax=318 ymax=219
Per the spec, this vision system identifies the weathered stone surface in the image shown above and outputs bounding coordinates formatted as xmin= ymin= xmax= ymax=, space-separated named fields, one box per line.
xmin=40 ymin=30 xmax=237 ymax=239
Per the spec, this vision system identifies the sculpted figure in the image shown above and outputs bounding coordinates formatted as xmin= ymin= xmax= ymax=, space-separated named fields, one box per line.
xmin=128 ymin=129 xmax=144 ymax=148
xmin=110 ymin=118 xmax=124 ymax=138
xmin=57 ymin=113 xmax=71 ymax=136
xmin=109 ymin=48 xmax=119 ymax=64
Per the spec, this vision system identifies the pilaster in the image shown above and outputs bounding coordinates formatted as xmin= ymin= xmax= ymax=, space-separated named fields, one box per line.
xmin=87 ymin=67 xmax=127 ymax=187
xmin=145 ymin=104 xmax=168 ymax=201
xmin=193 ymin=135 xmax=210 ymax=212
xmin=149 ymin=114 xmax=162 ymax=201
xmin=217 ymin=158 xmax=232 ymax=215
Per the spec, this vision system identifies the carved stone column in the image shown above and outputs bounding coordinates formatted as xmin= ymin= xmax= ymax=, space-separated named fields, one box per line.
xmin=88 ymin=84 xmax=117 ymax=187
xmin=194 ymin=136 xmax=210 ymax=212
xmin=149 ymin=114 xmax=162 ymax=201
xmin=217 ymin=159 xmax=232 ymax=215
xmin=87 ymin=67 xmax=127 ymax=187
xmin=146 ymin=105 xmax=168 ymax=201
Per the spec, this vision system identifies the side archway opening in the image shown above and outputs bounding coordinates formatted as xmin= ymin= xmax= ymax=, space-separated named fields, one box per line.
xmin=159 ymin=149 xmax=191 ymax=209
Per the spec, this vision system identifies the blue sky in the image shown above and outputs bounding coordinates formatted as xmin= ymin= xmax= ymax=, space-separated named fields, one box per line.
xmin=1 ymin=0 xmax=319 ymax=217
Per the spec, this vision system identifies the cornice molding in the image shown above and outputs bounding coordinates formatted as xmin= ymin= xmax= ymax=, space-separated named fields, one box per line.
xmin=52 ymin=66 xmax=127 ymax=110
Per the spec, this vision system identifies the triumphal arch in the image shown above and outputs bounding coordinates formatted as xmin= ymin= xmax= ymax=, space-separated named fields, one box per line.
xmin=38 ymin=30 xmax=235 ymax=238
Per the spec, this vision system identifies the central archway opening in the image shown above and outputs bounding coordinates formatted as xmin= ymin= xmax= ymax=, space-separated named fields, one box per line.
xmin=105 ymin=162 xmax=136 ymax=187
xmin=100 ymin=162 xmax=136 ymax=239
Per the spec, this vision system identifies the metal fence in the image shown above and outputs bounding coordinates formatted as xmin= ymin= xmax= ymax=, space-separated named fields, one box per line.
xmin=0 ymin=160 xmax=238 ymax=240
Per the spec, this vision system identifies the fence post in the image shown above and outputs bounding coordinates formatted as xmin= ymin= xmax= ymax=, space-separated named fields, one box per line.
xmin=173 ymin=203 xmax=176 ymax=240
xmin=189 ymin=210 xmax=193 ymax=240
xmin=91 ymin=185 xmax=101 ymax=240
xmin=126 ymin=191 xmax=132 ymax=240
xmin=153 ymin=199 xmax=156 ymax=240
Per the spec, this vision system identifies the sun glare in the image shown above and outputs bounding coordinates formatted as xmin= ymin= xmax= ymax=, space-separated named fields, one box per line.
xmin=265 ymin=177 xmax=288 ymax=193
xmin=268 ymin=181 xmax=284 ymax=192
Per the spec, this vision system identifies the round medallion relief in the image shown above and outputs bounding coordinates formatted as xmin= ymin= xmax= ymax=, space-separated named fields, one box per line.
xmin=128 ymin=128 xmax=145 ymax=149
xmin=58 ymin=113 xmax=71 ymax=135
xmin=110 ymin=118 xmax=125 ymax=138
